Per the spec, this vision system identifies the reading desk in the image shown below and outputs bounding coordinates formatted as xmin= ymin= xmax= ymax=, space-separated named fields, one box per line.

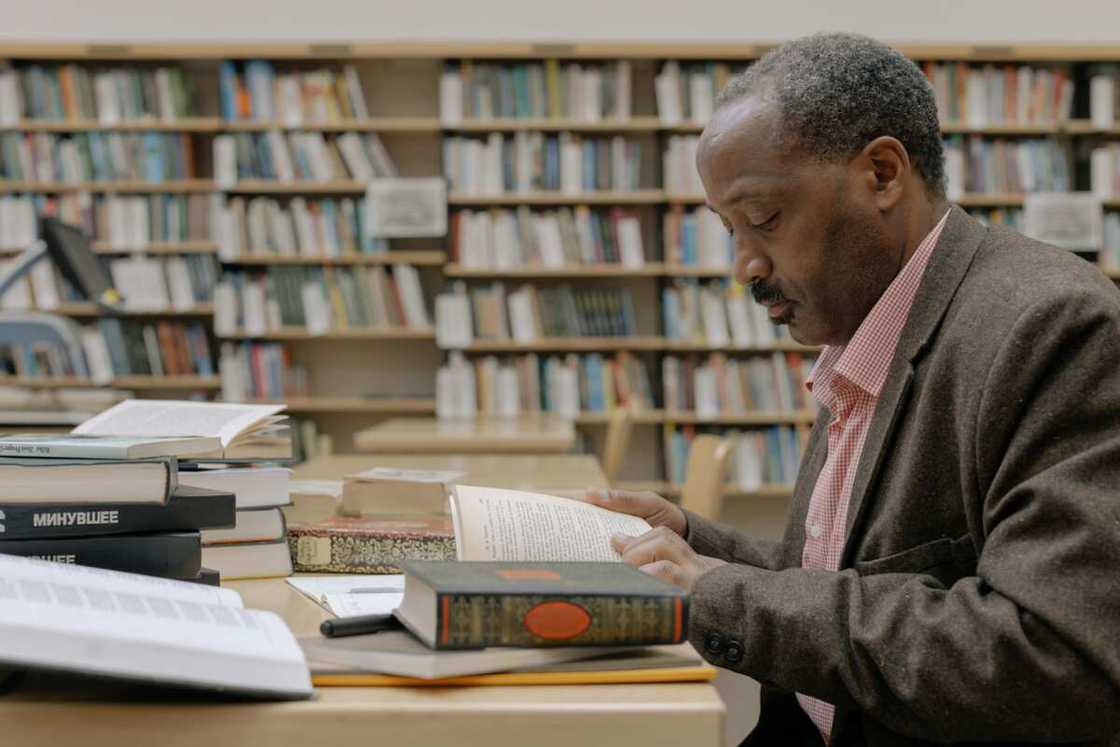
xmin=352 ymin=415 xmax=577 ymax=454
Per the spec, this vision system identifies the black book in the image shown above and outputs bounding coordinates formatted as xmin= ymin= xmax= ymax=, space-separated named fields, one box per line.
xmin=0 ymin=485 xmax=234 ymax=540
xmin=0 ymin=531 xmax=202 ymax=579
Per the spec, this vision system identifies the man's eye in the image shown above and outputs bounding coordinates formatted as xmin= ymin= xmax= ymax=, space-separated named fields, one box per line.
xmin=751 ymin=211 xmax=780 ymax=231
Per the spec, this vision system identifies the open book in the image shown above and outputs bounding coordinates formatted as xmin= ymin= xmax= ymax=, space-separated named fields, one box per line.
xmin=0 ymin=554 xmax=312 ymax=699
xmin=73 ymin=400 xmax=291 ymax=460
xmin=449 ymin=485 xmax=652 ymax=561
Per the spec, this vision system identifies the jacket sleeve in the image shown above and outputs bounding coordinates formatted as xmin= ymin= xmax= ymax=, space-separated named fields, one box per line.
xmin=687 ymin=289 xmax=1120 ymax=742
xmin=684 ymin=509 xmax=782 ymax=570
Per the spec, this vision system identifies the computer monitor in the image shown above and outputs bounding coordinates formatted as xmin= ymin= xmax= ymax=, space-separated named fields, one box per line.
xmin=38 ymin=216 xmax=120 ymax=307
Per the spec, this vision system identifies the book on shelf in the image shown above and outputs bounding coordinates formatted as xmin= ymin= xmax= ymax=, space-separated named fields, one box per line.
xmin=78 ymin=319 xmax=214 ymax=383
xmin=0 ymin=484 xmax=234 ymax=540
xmin=0 ymin=131 xmax=197 ymax=183
xmin=662 ymin=352 xmax=816 ymax=417
xmin=451 ymin=206 xmax=645 ymax=269
xmin=921 ymin=63 xmax=1074 ymax=126
xmin=396 ymin=559 xmax=688 ymax=650
xmin=942 ymin=136 xmax=1071 ymax=198
xmin=212 ymin=130 xmax=396 ymax=185
xmin=1091 ymin=144 xmax=1120 ymax=198
xmin=341 ymin=467 xmax=466 ymax=517
xmin=1104 ymin=213 xmax=1120 ymax=268
xmin=0 ymin=530 xmax=202 ymax=579
xmin=0 ymin=555 xmax=312 ymax=699
xmin=662 ymin=135 xmax=705 ymax=194
xmin=201 ymin=506 xmax=286 ymax=545
xmin=218 ymin=60 xmax=370 ymax=124
xmin=655 ymin=61 xmax=745 ymax=126
xmin=663 ymin=205 xmax=734 ymax=268
xmin=106 ymin=253 xmax=217 ymax=311
xmin=664 ymin=424 xmax=803 ymax=489
xmin=443 ymin=133 xmax=645 ymax=196
xmin=284 ymin=479 xmax=343 ymax=525
xmin=971 ymin=207 xmax=1025 ymax=232
xmin=662 ymin=279 xmax=792 ymax=347
xmin=215 ymin=195 xmax=388 ymax=260
xmin=215 ymin=264 xmax=430 ymax=336
xmin=1090 ymin=67 xmax=1119 ymax=129
xmin=439 ymin=60 xmax=632 ymax=124
xmin=0 ymin=455 xmax=176 ymax=504
xmin=2 ymin=63 xmax=198 ymax=123
xmin=435 ymin=282 xmax=638 ymax=345
xmin=437 ymin=351 xmax=653 ymax=419
xmin=288 ymin=514 xmax=455 ymax=573
xmin=219 ymin=341 xmax=308 ymax=402
xmin=73 ymin=399 xmax=291 ymax=461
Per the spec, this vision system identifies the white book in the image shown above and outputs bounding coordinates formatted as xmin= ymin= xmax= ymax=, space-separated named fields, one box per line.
xmin=28 ymin=261 xmax=60 ymax=310
xmin=1092 ymin=75 xmax=1117 ymax=129
xmin=966 ymin=75 xmax=987 ymax=127
xmin=440 ymin=71 xmax=464 ymax=125
xmin=655 ymin=62 xmax=683 ymax=125
xmin=267 ymin=130 xmax=295 ymax=182
xmin=364 ymin=133 xmax=399 ymax=178
xmin=700 ymin=288 xmax=731 ymax=347
xmin=180 ymin=466 xmax=291 ymax=510
xmin=94 ymin=72 xmax=120 ymax=124
xmin=495 ymin=212 xmax=521 ymax=268
xmin=165 ymin=256 xmax=196 ymax=311
xmin=582 ymin=68 xmax=603 ymax=122
xmin=507 ymin=287 xmax=538 ymax=343
xmin=0 ymin=555 xmax=310 ymax=698
xmin=128 ymin=197 xmax=149 ymax=248
xmin=241 ymin=277 xmax=268 ymax=335
xmin=613 ymin=61 xmax=632 ymax=120
xmin=944 ymin=143 xmax=965 ymax=202
xmin=727 ymin=292 xmax=755 ymax=348
xmin=80 ymin=328 xmax=115 ymax=385
xmin=301 ymin=280 xmax=333 ymax=335
xmin=280 ymin=76 xmax=303 ymax=127
xmin=0 ymin=67 xmax=21 ymax=126
xmin=560 ymin=133 xmax=583 ymax=194
xmin=1092 ymin=148 xmax=1115 ymax=198
xmin=534 ymin=214 xmax=567 ymax=267
xmin=213 ymin=281 xmax=238 ymax=336
xmin=213 ymin=135 xmax=237 ymax=190
xmin=616 ymin=215 xmax=645 ymax=268
xmin=435 ymin=292 xmax=473 ymax=349
xmin=496 ymin=365 xmax=521 ymax=417
xmin=392 ymin=264 xmax=431 ymax=328
xmin=337 ymin=132 xmax=374 ymax=181
xmin=688 ymin=74 xmax=714 ymax=124
xmin=343 ymin=65 xmax=370 ymax=120
xmin=111 ymin=257 xmax=169 ymax=311
xmin=219 ymin=342 xmax=248 ymax=402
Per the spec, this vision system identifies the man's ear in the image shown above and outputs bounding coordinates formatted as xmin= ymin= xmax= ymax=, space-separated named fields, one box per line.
xmin=861 ymin=136 xmax=909 ymax=211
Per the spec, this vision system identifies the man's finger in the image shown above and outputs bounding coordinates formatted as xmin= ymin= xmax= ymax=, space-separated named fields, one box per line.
xmin=617 ymin=526 xmax=692 ymax=568
xmin=639 ymin=560 xmax=684 ymax=588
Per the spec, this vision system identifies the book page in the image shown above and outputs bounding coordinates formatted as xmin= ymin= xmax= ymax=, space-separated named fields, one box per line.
xmin=74 ymin=400 xmax=286 ymax=448
xmin=451 ymin=485 xmax=651 ymax=562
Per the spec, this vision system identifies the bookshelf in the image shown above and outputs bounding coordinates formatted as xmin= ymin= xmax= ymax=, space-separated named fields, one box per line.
xmin=1 ymin=43 xmax=1118 ymax=498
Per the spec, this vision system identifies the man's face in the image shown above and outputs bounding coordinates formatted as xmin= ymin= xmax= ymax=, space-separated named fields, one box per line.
xmin=697 ymin=95 xmax=901 ymax=347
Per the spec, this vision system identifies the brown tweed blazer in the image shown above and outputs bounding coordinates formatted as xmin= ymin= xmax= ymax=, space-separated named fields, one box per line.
xmin=685 ymin=206 xmax=1120 ymax=746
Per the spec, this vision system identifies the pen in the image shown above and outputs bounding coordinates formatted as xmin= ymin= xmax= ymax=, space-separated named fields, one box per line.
xmin=319 ymin=613 xmax=404 ymax=638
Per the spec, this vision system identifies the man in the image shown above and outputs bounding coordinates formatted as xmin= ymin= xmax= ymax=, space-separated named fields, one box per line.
xmin=583 ymin=33 xmax=1120 ymax=745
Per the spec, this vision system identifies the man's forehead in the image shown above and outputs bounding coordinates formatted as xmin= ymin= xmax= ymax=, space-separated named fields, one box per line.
xmin=699 ymin=96 xmax=789 ymax=176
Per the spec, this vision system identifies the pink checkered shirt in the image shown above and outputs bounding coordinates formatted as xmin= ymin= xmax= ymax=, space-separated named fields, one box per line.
xmin=797 ymin=210 xmax=950 ymax=742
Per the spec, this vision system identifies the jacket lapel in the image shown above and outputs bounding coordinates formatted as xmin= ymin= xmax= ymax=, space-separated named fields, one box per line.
xmin=838 ymin=206 xmax=988 ymax=567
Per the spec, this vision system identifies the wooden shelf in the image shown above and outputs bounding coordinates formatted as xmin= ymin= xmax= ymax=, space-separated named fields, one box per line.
xmin=663 ymin=409 xmax=816 ymax=425
xmin=444 ymin=263 xmax=666 ymax=278
xmin=0 ymin=180 xmax=216 ymax=194
xmin=251 ymin=396 xmax=436 ymax=414
xmin=225 ymin=180 xmax=366 ymax=194
xmin=1064 ymin=121 xmax=1120 ymax=136
xmin=940 ymin=121 xmax=1070 ymax=136
xmin=2 ymin=118 xmax=222 ymax=132
xmin=614 ymin=480 xmax=795 ymax=499
xmin=91 ymin=240 xmax=219 ymax=254
xmin=220 ymin=327 xmax=436 ymax=341
xmin=222 ymin=117 xmax=441 ymax=133
xmin=223 ymin=251 xmax=446 ymax=266
xmin=452 ymin=336 xmax=667 ymax=352
xmin=663 ymin=340 xmax=819 ymax=354
xmin=662 ymin=265 xmax=734 ymax=277
xmin=0 ymin=375 xmax=220 ymax=390
xmin=574 ymin=410 xmax=666 ymax=426
xmin=447 ymin=117 xmax=663 ymax=133
xmin=449 ymin=190 xmax=665 ymax=206
xmin=51 ymin=303 xmax=214 ymax=317
xmin=664 ymin=193 xmax=707 ymax=205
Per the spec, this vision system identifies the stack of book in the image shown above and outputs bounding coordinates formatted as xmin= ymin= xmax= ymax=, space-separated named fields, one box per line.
xmin=439 ymin=60 xmax=632 ymax=123
xmin=655 ymin=61 xmax=746 ymax=125
xmin=435 ymin=282 xmax=638 ymax=346
xmin=662 ymin=279 xmax=793 ymax=348
xmin=436 ymin=350 xmax=654 ymax=419
xmin=662 ymin=352 xmax=816 ymax=416
xmin=0 ymin=63 xmax=198 ymax=122
xmin=218 ymin=60 xmax=370 ymax=124
xmin=663 ymin=205 xmax=734 ymax=268
xmin=450 ymin=206 xmax=646 ymax=268
xmin=216 ymin=195 xmax=387 ymax=259
xmin=0 ymin=432 xmax=235 ymax=583
xmin=69 ymin=399 xmax=296 ymax=580
xmin=214 ymin=265 xmax=430 ymax=335
xmin=943 ymin=136 xmax=1071 ymax=197
xmin=0 ymin=132 xmax=197 ymax=183
xmin=219 ymin=342 xmax=309 ymax=402
xmin=921 ymin=63 xmax=1074 ymax=125
xmin=662 ymin=135 xmax=704 ymax=194
xmin=665 ymin=425 xmax=803 ymax=489
xmin=442 ymin=133 xmax=645 ymax=195
xmin=212 ymin=131 xmax=396 ymax=185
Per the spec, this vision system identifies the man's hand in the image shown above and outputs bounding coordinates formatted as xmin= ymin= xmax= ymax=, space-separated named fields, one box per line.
xmin=612 ymin=527 xmax=726 ymax=592
xmin=578 ymin=489 xmax=688 ymax=537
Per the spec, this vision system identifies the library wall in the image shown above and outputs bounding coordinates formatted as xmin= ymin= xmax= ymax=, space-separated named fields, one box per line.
xmin=4 ymin=0 xmax=1120 ymax=44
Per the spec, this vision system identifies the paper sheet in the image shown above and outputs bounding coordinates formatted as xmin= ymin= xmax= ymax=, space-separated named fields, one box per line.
xmin=324 ymin=592 xmax=404 ymax=618
xmin=286 ymin=575 xmax=405 ymax=607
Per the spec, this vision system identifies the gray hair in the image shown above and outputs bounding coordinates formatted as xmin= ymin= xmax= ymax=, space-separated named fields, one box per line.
xmin=716 ymin=33 xmax=945 ymax=196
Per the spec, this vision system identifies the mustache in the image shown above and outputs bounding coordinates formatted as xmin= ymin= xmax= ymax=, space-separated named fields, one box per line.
xmin=749 ymin=280 xmax=786 ymax=306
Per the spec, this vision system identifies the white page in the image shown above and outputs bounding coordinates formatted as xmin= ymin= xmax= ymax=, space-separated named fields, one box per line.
xmin=73 ymin=400 xmax=285 ymax=448
xmin=451 ymin=485 xmax=651 ymax=562
xmin=287 ymin=574 xmax=406 ymax=606
xmin=325 ymin=591 xmax=404 ymax=618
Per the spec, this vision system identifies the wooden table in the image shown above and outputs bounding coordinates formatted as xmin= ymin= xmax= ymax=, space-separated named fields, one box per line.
xmin=294 ymin=453 xmax=608 ymax=492
xmin=353 ymin=416 xmax=577 ymax=454
xmin=0 ymin=577 xmax=723 ymax=747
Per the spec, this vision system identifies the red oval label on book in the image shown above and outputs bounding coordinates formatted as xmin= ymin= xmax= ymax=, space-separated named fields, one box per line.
xmin=524 ymin=601 xmax=592 ymax=640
